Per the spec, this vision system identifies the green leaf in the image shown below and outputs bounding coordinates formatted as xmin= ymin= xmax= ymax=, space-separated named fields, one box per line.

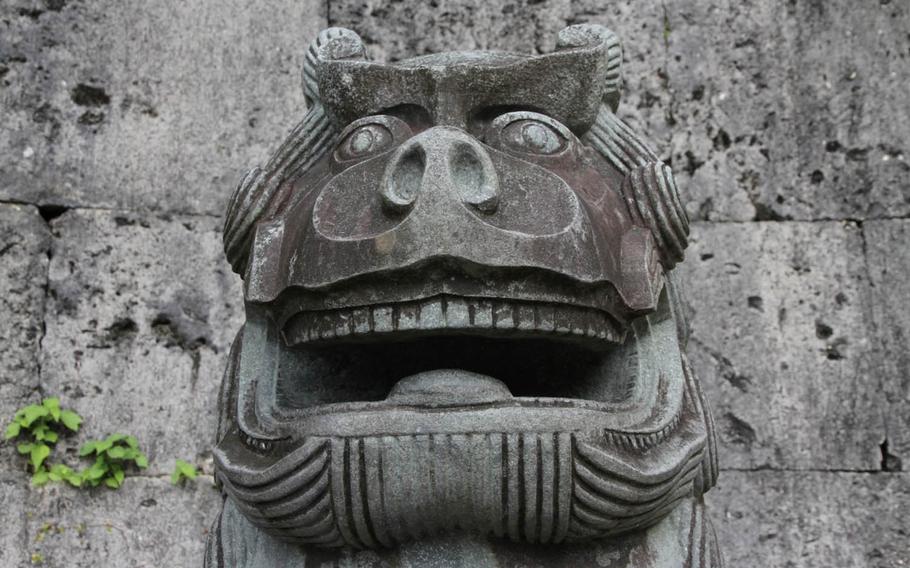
xmin=42 ymin=398 xmax=61 ymax=421
xmin=134 ymin=453 xmax=149 ymax=469
xmin=94 ymin=439 xmax=114 ymax=454
xmin=31 ymin=469 xmax=50 ymax=487
xmin=107 ymin=446 xmax=126 ymax=459
xmin=113 ymin=468 xmax=125 ymax=485
xmin=20 ymin=405 xmax=48 ymax=427
xmin=35 ymin=429 xmax=58 ymax=444
xmin=125 ymin=435 xmax=138 ymax=449
xmin=107 ymin=433 xmax=127 ymax=444
xmin=171 ymin=459 xmax=198 ymax=485
xmin=64 ymin=472 xmax=83 ymax=487
xmin=104 ymin=476 xmax=120 ymax=489
xmin=31 ymin=423 xmax=50 ymax=443
xmin=4 ymin=422 xmax=21 ymax=439
xmin=79 ymin=441 xmax=97 ymax=456
xmin=17 ymin=442 xmax=34 ymax=455
xmin=29 ymin=444 xmax=50 ymax=471
xmin=49 ymin=464 xmax=72 ymax=476
xmin=83 ymin=458 xmax=108 ymax=481
xmin=179 ymin=461 xmax=198 ymax=479
xmin=59 ymin=410 xmax=82 ymax=432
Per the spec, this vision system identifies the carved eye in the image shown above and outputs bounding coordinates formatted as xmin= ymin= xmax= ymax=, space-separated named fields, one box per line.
xmin=487 ymin=112 xmax=573 ymax=156
xmin=336 ymin=124 xmax=393 ymax=160
xmin=334 ymin=116 xmax=412 ymax=163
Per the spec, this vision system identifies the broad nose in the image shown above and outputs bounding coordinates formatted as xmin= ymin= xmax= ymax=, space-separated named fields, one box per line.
xmin=380 ymin=127 xmax=500 ymax=214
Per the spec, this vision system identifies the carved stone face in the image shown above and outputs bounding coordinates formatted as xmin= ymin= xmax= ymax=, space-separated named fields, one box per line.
xmin=214 ymin=25 xmax=717 ymax=550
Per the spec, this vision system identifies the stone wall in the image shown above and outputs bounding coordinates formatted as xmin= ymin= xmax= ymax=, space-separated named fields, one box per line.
xmin=0 ymin=1 xmax=906 ymax=566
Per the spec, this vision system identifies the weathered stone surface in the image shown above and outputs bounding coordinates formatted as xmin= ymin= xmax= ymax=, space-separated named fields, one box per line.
xmin=0 ymin=0 xmax=326 ymax=215
xmin=26 ymin=476 xmax=222 ymax=568
xmin=666 ymin=0 xmax=910 ymax=222
xmin=0 ymin=475 xmax=29 ymax=567
xmin=40 ymin=210 xmax=243 ymax=476
xmin=865 ymin=220 xmax=910 ymax=471
xmin=680 ymin=221 xmax=882 ymax=470
xmin=0 ymin=204 xmax=49 ymax=472
xmin=329 ymin=0 xmax=573 ymax=60
xmin=709 ymin=471 xmax=910 ymax=567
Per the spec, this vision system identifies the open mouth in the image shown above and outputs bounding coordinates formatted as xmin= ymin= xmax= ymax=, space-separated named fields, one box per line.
xmin=214 ymin=284 xmax=715 ymax=548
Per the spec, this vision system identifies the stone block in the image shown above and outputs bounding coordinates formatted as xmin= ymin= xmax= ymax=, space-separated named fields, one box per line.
xmin=40 ymin=210 xmax=243 ymax=476
xmin=0 ymin=0 xmax=326 ymax=215
xmin=865 ymin=220 xmax=910 ymax=471
xmin=666 ymin=0 xmax=910 ymax=221
xmin=709 ymin=471 xmax=910 ymax=567
xmin=680 ymin=221 xmax=883 ymax=470
xmin=26 ymin=476 xmax=222 ymax=568
xmin=0 ymin=204 xmax=50 ymax=473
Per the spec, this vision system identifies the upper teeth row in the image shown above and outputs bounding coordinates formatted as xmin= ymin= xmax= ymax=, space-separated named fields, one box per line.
xmin=283 ymin=296 xmax=623 ymax=345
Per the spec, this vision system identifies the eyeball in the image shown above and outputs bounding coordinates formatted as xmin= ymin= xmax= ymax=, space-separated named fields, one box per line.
xmin=334 ymin=115 xmax=412 ymax=163
xmin=487 ymin=112 xmax=574 ymax=157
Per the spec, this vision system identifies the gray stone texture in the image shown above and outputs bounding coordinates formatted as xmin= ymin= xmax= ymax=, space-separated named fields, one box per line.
xmin=865 ymin=220 xmax=910 ymax=471
xmin=25 ymin=477 xmax=222 ymax=568
xmin=41 ymin=210 xmax=243 ymax=476
xmin=0 ymin=0 xmax=325 ymax=215
xmin=679 ymin=221 xmax=882 ymax=471
xmin=709 ymin=472 xmax=910 ymax=567
xmin=0 ymin=205 xmax=49 ymax=473
xmin=666 ymin=0 xmax=910 ymax=222
xmin=0 ymin=0 xmax=905 ymax=565
xmin=0 ymin=476 xmax=29 ymax=567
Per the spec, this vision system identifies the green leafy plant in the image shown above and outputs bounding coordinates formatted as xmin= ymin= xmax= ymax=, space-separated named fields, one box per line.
xmin=171 ymin=459 xmax=198 ymax=485
xmin=4 ymin=398 xmax=82 ymax=484
xmin=79 ymin=434 xmax=149 ymax=489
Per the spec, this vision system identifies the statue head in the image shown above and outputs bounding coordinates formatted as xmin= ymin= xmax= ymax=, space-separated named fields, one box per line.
xmin=213 ymin=25 xmax=717 ymax=549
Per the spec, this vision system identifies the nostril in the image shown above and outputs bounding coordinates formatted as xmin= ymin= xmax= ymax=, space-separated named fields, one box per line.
xmin=381 ymin=145 xmax=425 ymax=213
xmin=450 ymin=142 xmax=499 ymax=213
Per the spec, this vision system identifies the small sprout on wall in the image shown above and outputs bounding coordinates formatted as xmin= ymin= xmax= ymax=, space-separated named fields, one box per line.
xmin=4 ymin=398 xmax=83 ymax=485
xmin=79 ymin=434 xmax=149 ymax=489
xmin=171 ymin=459 xmax=199 ymax=485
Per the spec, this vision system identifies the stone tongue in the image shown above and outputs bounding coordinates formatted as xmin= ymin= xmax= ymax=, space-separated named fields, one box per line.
xmin=386 ymin=369 xmax=513 ymax=406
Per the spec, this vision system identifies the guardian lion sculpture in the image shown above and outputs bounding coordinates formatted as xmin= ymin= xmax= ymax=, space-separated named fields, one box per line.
xmin=205 ymin=25 xmax=723 ymax=567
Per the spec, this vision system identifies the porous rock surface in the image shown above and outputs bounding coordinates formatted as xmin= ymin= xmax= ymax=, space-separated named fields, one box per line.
xmin=0 ymin=0 xmax=907 ymax=566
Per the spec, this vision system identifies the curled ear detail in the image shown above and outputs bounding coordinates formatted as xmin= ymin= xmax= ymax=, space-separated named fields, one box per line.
xmin=303 ymin=27 xmax=368 ymax=108
xmin=585 ymin=108 xmax=689 ymax=269
xmin=621 ymin=162 xmax=689 ymax=269
xmin=556 ymin=24 xmax=622 ymax=111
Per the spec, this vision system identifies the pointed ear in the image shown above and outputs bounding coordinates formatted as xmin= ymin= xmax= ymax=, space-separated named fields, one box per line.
xmin=303 ymin=27 xmax=368 ymax=108
xmin=555 ymin=24 xmax=622 ymax=112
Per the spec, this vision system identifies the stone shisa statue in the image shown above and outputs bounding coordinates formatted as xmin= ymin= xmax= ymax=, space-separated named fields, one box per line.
xmin=206 ymin=24 xmax=722 ymax=567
